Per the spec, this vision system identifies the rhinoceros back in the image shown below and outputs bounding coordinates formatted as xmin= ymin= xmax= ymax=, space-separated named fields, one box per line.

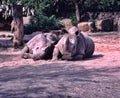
xmin=26 ymin=34 xmax=47 ymax=50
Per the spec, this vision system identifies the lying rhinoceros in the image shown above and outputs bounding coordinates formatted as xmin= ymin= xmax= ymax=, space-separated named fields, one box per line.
xmin=21 ymin=33 xmax=58 ymax=60
xmin=69 ymin=26 xmax=95 ymax=60
xmin=52 ymin=33 xmax=78 ymax=60
xmin=52 ymin=26 xmax=95 ymax=60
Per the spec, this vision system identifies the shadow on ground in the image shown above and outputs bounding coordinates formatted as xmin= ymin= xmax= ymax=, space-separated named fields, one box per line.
xmin=84 ymin=54 xmax=104 ymax=61
xmin=0 ymin=63 xmax=120 ymax=98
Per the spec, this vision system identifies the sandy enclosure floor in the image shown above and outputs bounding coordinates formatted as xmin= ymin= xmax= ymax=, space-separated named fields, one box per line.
xmin=0 ymin=32 xmax=120 ymax=98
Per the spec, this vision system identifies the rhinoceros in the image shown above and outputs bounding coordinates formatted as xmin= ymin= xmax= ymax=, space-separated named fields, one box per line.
xmin=52 ymin=26 xmax=95 ymax=60
xmin=21 ymin=33 xmax=58 ymax=60
xmin=70 ymin=26 xmax=95 ymax=60
xmin=52 ymin=33 xmax=78 ymax=60
xmin=72 ymin=34 xmax=95 ymax=60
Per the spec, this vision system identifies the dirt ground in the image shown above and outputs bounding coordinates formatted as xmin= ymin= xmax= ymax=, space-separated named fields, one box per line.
xmin=0 ymin=32 xmax=120 ymax=98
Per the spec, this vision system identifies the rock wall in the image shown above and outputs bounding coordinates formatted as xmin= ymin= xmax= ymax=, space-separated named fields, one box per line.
xmin=80 ymin=12 xmax=120 ymax=32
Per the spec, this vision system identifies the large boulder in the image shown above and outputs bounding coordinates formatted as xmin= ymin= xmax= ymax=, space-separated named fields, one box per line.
xmin=60 ymin=18 xmax=73 ymax=30
xmin=77 ymin=22 xmax=94 ymax=32
xmin=23 ymin=16 xmax=31 ymax=25
xmin=95 ymin=18 xmax=113 ymax=31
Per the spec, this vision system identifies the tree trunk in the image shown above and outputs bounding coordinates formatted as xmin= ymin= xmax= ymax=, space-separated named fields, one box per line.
xmin=11 ymin=4 xmax=24 ymax=48
xmin=74 ymin=0 xmax=88 ymax=23
xmin=74 ymin=1 xmax=81 ymax=23
xmin=118 ymin=17 xmax=120 ymax=33
xmin=35 ymin=0 xmax=39 ymax=15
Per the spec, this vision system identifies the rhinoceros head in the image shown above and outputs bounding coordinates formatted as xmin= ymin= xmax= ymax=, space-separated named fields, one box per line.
xmin=32 ymin=44 xmax=51 ymax=60
xmin=67 ymin=34 xmax=77 ymax=53
xmin=68 ymin=26 xmax=79 ymax=35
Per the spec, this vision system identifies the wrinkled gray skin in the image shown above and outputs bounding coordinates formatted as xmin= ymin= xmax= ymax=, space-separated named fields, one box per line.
xmin=21 ymin=33 xmax=58 ymax=60
xmin=52 ymin=27 xmax=95 ymax=60
xmin=74 ymin=32 xmax=95 ymax=60
xmin=52 ymin=33 xmax=78 ymax=60
xmin=68 ymin=26 xmax=95 ymax=60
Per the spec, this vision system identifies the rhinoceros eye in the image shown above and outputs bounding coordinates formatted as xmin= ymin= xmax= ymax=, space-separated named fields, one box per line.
xmin=36 ymin=47 xmax=39 ymax=49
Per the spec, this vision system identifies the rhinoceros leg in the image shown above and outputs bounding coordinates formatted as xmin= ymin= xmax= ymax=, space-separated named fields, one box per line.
xmin=21 ymin=46 xmax=29 ymax=59
xmin=52 ymin=47 xmax=60 ymax=60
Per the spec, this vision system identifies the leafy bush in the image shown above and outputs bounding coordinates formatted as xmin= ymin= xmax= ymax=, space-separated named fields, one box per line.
xmin=24 ymin=15 xmax=62 ymax=34
xmin=23 ymin=0 xmax=62 ymax=34
xmin=36 ymin=14 xmax=61 ymax=31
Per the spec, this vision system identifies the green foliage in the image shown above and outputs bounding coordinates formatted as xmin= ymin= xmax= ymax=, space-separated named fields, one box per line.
xmin=35 ymin=14 xmax=61 ymax=31
xmin=24 ymin=15 xmax=61 ymax=34
xmin=23 ymin=0 xmax=62 ymax=33
xmin=1 ymin=0 xmax=120 ymax=33
xmin=21 ymin=0 xmax=35 ymax=8
xmin=38 ymin=0 xmax=54 ymax=12
xmin=99 ymin=0 xmax=120 ymax=11
xmin=84 ymin=0 xmax=120 ymax=11
xmin=69 ymin=13 xmax=77 ymax=25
